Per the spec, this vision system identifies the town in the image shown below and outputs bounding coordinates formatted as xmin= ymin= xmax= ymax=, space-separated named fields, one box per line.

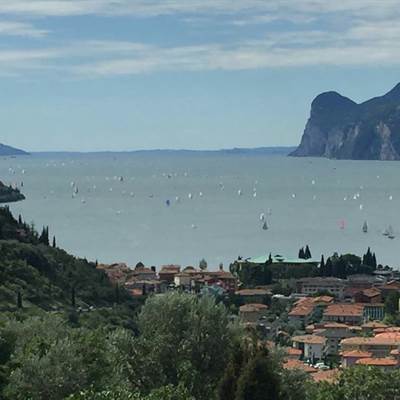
xmin=97 ymin=247 xmax=400 ymax=383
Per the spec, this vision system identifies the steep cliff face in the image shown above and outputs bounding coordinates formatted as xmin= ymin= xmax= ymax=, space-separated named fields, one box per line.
xmin=291 ymin=83 xmax=400 ymax=160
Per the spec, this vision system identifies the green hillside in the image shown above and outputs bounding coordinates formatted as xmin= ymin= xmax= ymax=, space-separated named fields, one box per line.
xmin=0 ymin=206 xmax=131 ymax=312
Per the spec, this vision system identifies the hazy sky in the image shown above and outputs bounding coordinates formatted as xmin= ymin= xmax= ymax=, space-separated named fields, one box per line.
xmin=0 ymin=0 xmax=400 ymax=151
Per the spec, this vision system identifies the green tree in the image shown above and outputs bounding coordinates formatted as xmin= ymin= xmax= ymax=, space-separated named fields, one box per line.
xmin=385 ymin=291 xmax=400 ymax=316
xmin=235 ymin=348 xmax=280 ymax=400
xmin=307 ymin=366 xmax=400 ymax=400
xmin=132 ymin=292 xmax=240 ymax=400
xmin=16 ymin=291 xmax=22 ymax=309
xmin=199 ymin=258 xmax=208 ymax=271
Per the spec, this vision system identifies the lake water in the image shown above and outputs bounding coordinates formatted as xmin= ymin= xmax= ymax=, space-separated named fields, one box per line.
xmin=2 ymin=153 xmax=400 ymax=269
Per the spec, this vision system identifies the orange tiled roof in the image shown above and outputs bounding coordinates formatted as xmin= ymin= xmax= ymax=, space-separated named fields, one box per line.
xmin=341 ymin=332 xmax=400 ymax=346
xmin=313 ymin=295 xmax=335 ymax=303
xmin=286 ymin=347 xmax=303 ymax=356
xmin=312 ymin=369 xmax=339 ymax=383
xmin=362 ymin=321 xmax=388 ymax=329
xmin=292 ymin=335 xmax=326 ymax=345
xmin=379 ymin=281 xmax=400 ymax=290
xmin=356 ymin=357 xmax=398 ymax=366
xmin=341 ymin=350 xmax=372 ymax=358
xmin=359 ymin=288 xmax=381 ymax=297
xmin=324 ymin=303 xmax=364 ymax=317
xmin=283 ymin=359 xmax=318 ymax=373
xmin=239 ymin=303 xmax=268 ymax=312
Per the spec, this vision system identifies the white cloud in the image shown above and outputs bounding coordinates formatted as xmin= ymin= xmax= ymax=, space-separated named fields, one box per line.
xmin=0 ymin=21 xmax=48 ymax=37
xmin=1 ymin=1 xmax=400 ymax=76
xmin=0 ymin=0 xmax=398 ymax=19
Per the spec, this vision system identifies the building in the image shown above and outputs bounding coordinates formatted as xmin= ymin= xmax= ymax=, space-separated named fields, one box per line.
xmin=288 ymin=296 xmax=333 ymax=325
xmin=132 ymin=266 xmax=157 ymax=281
xmin=340 ymin=332 xmax=400 ymax=357
xmin=159 ymin=265 xmax=181 ymax=283
xmin=282 ymin=359 xmax=318 ymax=374
xmin=323 ymin=304 xmax=364 ymax=325
xmin=378 ymin=280 xmax=400 ymax=300
xmin=363 ymin=303 xmax=385 ymax=321
xmin=235 ymin=288 xmax=269 ymax=304
xmin=292 ymin=335 xmax=327 ymax=362
xmin=296 ymin=277 xmax=346 ymax=299
xmin=354 ymin=288 xmax=382 ymax=304
xmin=355 ymin=357 xmax=398 ymax=370
xmin=284 ymin=347 xmax=303 ymax=360
xmin=341 ymin=350 xmax=372 ymax=367
xmin=239 ymin=303 xmax=269 ymax=323
xmin=313 ymin=322 xmax=361 ymax=355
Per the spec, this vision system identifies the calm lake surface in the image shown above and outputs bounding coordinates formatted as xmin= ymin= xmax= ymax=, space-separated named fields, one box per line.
xmin=2 ymin=153 xmax=400 ymax=269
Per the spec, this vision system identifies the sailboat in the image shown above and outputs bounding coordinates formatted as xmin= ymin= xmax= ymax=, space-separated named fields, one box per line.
xmin=388 ymin=225 xmax=395 ymax=239
xmin=362 ymin=221 xmax=368 ymax=233
xmin=262 ymin=221 xmax=268 ymax=230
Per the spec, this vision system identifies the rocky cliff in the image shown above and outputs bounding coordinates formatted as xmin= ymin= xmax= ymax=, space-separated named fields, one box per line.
xmin=291 ymin=83 xmax=400 ymax=160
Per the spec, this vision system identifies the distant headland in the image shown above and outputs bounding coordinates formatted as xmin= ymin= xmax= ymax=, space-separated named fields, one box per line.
xmin=291 ymin=83 xmax=400 ymax=160
xmin=0 ymin=143 xmax=28 ymax=156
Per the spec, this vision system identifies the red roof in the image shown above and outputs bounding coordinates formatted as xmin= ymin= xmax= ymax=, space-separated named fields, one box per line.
xmin=356 ymin=357 xmax=398 ymax=366
xmin=283 ymin=359 xmax=318 ymax=373
xmin=324 ymin=303 xmax=364 ymax=317
xmin=341 ymin=350 xmax=372 ymax=358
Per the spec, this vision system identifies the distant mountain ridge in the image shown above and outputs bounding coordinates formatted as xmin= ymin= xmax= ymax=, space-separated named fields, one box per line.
xmin=0 ymin=143 xmax=28 ymax=156
xmin=291 ymin=83 xmax=400 ymax=160
xmin=34 ymin=146 xmax=296 ymax=156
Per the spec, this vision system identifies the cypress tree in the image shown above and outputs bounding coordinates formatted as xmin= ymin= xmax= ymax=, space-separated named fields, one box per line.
xmin=305 ymin=245 xmax=312 ymax=259
xmin=372 ymin=253 xmax=377 ymax=268
xmin=115 ymin=283 xmax=120 ymax=304
xmin=71 ymin=287 xmax=76 ymax=308
xmin=298 ymin=247 xmax=305 ymax=259
xmin=235 ymin=349 xmax=280 ymax=400
xmin=17 ymin=291 xmax=22 ymax=309
xmin=18 ymin=214 xmax=22 ymax=225
xmin=320 ymin=255 xmax=325 ymax=276
xmin=52 ymin=236 xmax=56 ymax=248
xmin=325 ymin=258 xmax=333 ymax=277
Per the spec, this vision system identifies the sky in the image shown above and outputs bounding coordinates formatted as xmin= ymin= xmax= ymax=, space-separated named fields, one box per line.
xmin=0 ymin=0 xmax=400 ymax=152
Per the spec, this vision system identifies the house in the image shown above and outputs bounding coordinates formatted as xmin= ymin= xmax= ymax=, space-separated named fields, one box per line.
xmin=296 ymin=277 xmax=346 ymax=299
xmin=341 ymin=350 xmax=372 ymax=367
xmin=282 ymin=359 xmax=318 ymax=374
xmin=340 ymin=332 xmax=400 ymax=357
xmin=354 ymin=288 xmax=382 ymax=304
xmin=235 ymin=288 xmax=269 ymax=304
xmin=323 ymin=304 xmax=364 ymax=325
xmin=378 ymin=280 xmax=400 ymax=300
xmin=206 ymin=270 xmax=237 ymax=293
xmin=292 ymin=335 xmax=326 ymax=362
xmin=312 ymin=369 xmax=339 ymax=383
xmin=288 ymin=296 xmax=333 ymax=325
xmin=363 ymin=303 xmax=385 ymax=321
xmin=355 ymin=357 xmax=398 ymax=370
xmin=361 ymin=321 xmax=388 ymax=334
xmin=132 ymin=266 xmax=157 ymax=281
xmin=174 ymin=272 xmax=193 ymax=289
xmin=239 ymin=303 xmax=269 ymax=323
xmin=284 ymin=347 xmax=303 ymax=360
xmin=314 ymin=322 xmax=361 ymax=355
xmin=159 ymin=265 xmax=181 ymax=283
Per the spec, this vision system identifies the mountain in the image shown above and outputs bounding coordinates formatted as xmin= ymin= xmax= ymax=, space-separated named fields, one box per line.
xmin=291 ymin=83 xmax=400 ymax=160
xmin=0 ymin=143 xmax=28 ymax=156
